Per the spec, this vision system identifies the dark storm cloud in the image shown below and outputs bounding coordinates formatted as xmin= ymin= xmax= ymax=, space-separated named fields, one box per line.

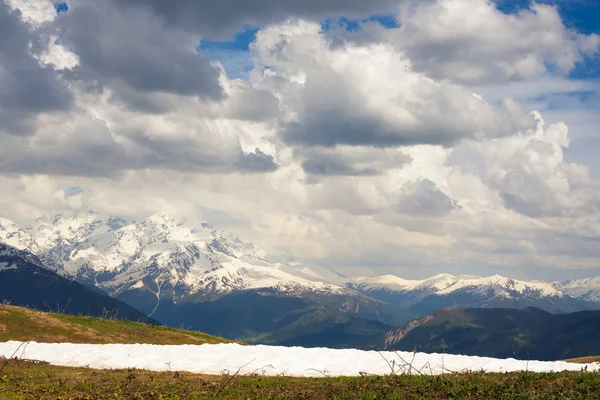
xmin=0 ymin=113 xmax=128 ymax=177
xmin=236 ymin=148 xmax=279 ymax=172
xmin=302 ymin=159 xmax=381 ymax=176
xmin=0 ymin=115 xmax=279 ymax=177
xmin=115 ymin=0 xmax=407 ymax=38
xmin=56 ymin=1 xmax=224 ymax=104
xmin=299 ymin=147 xmax=411 ymax=176
xmin=397 ymin=179 xmax=459 ymax=215
xmin=123 ymin=128 xmax=279 ymax=174
xmin=0 ymin=0 xmax=72 ymax=134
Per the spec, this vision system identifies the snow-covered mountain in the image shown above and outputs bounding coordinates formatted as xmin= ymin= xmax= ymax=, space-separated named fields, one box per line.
xmin=347 ymin=273 xmax=597 ymax=315
xmin=1 ymin=212 xmax=600 ymax=345
xmin=0 ymin=216 xmax=40 ymax=253
xmin=349 ymin=273 xmax=565 ymax=303
xmin=1 ymin=212 xmax=600 ymax=312
xmin=0 ymin=213 xmax=131 ymax=257
xmin=555 ymin=277 xmax=600 ymax=303
xmin=0 ymin=213 xmax=344 ymax=301
xmin=0 ymin=213 xmax=413 ymax=346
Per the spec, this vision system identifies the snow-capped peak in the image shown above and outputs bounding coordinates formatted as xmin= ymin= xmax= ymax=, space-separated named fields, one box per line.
xmin=0 ymin=216 xmax=39 ymax=253
xmin=29 ymin=212 xmax=128 ymax=252
xmin=349 ymin=273 xmax=566 ymax=299
xmin=555 ymin=277 xmax=600 ymax=302
xmin=1 ymin=212 xmax=599 ymax=307
xmin=0 ymin=213 xmax=344 ymax=300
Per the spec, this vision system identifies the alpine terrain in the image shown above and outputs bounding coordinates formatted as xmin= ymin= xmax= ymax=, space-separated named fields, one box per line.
xmin=347 ymin=274 xmax=598 ymax=316
xmin=1 ymin=212 xmax=599 ymax=348
xmin=0 ymin=213 xmax=409 ymax=347
xmin=0 ymin=242 xmax=154 ymax=323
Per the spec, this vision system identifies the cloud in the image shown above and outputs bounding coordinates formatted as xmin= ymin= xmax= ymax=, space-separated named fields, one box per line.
xmin=236 ymin=148 xmax=279 ymax=172
xmin=378 ymin=0 xmax=600 ymax=84
xmin=116 ymin=0 xmax=412 ymax=38
xmin=0 ymin=94 xmax=279 ymax=176
xmin=474 ymin=112 xmax=600 ymax=218
xmin=0 ymin=0 xmax=72 ymax=134
xmin=1 ymin=0 xmax=600 ymax=280
xmin=0 ymin=110 xmax=126 ymax=176
xmin=55 ymin=0 xmax=224 ymax=107
xmin=252 ymin=20 xmax=535 ymax=149
xmin=299 ymin=146 xmax=411 ymax=177
xmin=0 ymin=0 xmax=279 ymax=177
xmin=397 ymin=179 xmax=459 ymax=215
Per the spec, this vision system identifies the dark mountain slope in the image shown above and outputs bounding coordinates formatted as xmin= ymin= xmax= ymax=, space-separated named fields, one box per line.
xmin=0 ymin=242 xmax=155 ymax=324
xmin=120 ymin=288 xmax=412 ymax=348
xmin=384 ymin=307 xmax=600 ymax=361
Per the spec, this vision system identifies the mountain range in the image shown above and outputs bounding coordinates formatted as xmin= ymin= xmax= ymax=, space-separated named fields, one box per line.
xmin=347 ymin=274 xmax=595 ymax=315
xmin=1 ymin=212 xmax=599 ymax=348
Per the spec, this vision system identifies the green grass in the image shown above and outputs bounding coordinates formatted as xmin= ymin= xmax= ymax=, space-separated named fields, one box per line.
xmin=0 ymin=305 xmax=230 ymax=345
xmin=0 ymin=359 xmax=599 ymax=399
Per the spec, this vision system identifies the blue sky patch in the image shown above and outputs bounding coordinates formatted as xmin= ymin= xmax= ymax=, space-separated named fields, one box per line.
xmin=322 ymin=14 xmax=399 ymax=32
xmin=66 ymin=186 xmax=84 ymax=197
xmin=198 ymin=28 xmax=259 ymax=78
xmin=199 ymin=28 xmax=259 ymax=52
xmin=55 ymin=2 xmax=68 ymax=14
xmin=493 ymin=0 xmax=600 ymax=35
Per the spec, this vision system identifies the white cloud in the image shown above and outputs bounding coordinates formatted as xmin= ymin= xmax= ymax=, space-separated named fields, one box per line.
xmin=473 ymin=112 xmax=599 ymax=218
xmin=376 ymin=0 xmax=600 ymax=84
xmin=1 ymin=0 xmax=600 ymax=280
xmin=252 ymin=20 xmax=534 ymax=148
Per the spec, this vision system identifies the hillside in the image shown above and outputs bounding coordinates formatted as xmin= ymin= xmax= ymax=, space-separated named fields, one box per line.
xmin=0 ymin=305 xmax=230 ymax=345
xmin=0 ymin=242 xmax=153 ymax=324
xmin=144 ymin=289 xmax=411 ymax=348
xmin=384 ymin=307 xmax=600 ymax=361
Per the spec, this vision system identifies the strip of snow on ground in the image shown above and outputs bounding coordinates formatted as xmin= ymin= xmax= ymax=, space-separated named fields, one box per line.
xmin=0 ymin=342 xmax=597 ymax=377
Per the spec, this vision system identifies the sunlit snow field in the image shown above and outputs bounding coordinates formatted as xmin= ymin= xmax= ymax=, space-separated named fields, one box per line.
xmin=1 ymin=342 xmax=598 ymax=377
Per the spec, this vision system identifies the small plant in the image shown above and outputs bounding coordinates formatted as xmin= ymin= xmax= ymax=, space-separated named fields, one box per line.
xmin=215 ymin=358 xmax=256 ymax=396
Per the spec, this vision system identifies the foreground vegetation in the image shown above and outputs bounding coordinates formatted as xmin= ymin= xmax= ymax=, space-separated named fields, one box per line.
xmin=0 ymin=359 xmax=599 ymax=399
xmin=0 ymin=305 xmax=230 ymax=345
xmin=1 ymin=304 xmax=599 ymax=398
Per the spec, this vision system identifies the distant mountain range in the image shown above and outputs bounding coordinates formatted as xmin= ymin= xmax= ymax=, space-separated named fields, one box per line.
xmin=1 ymin=212 xmax=599 ymax=348
xmin=383 ymin=307 xmax=600 ymax=361
xmin=0 ymin=242 xmax=154 ymax=324
xmin=347 ymin=274 xmax=597 ymax=315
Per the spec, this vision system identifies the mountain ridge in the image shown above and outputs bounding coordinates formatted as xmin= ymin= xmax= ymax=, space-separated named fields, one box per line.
xmin=2 ymin=212 xmax=599 ymax=308
xmin=347 ymin=273 xmax=598 ymax=315
xmin=1 ymin=211 xmax=600 ymax=347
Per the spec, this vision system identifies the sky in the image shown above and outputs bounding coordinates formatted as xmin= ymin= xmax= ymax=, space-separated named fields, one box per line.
xmin=0 ymin=0 xmax=599 ymax=281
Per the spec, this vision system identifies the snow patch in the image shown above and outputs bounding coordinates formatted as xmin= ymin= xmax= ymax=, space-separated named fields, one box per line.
xmin=0 ymin=341 xmax=597 ymax=377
